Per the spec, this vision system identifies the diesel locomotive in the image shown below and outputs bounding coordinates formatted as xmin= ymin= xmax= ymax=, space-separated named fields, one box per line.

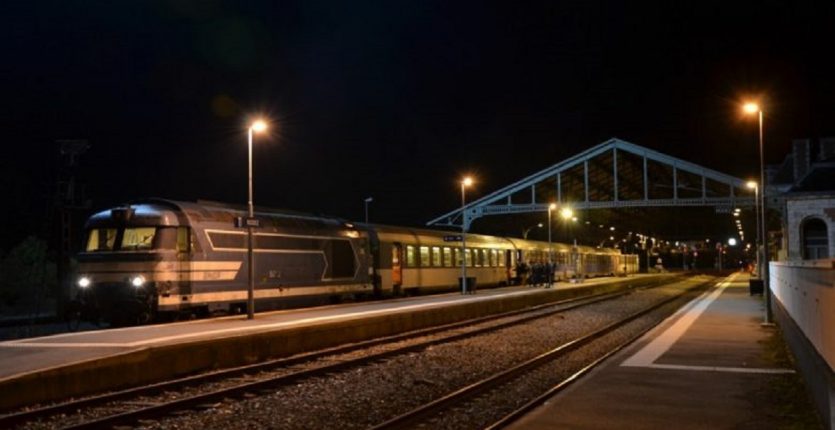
xmin=72 ymin=199 xmax=639 ymax=324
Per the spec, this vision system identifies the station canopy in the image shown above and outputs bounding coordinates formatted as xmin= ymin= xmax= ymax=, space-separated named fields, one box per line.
xmin=427 ymin=138 xmax=758 ymax=247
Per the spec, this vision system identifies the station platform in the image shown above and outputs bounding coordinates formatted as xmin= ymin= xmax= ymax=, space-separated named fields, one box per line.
xmin=508 ymin=272 xmax=801 ymax=430
xmin=0 ymin=274 xmax=672 ymax=410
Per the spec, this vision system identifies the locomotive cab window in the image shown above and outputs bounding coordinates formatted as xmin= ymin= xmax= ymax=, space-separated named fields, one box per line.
xmin=86 ymin=228 xmax=117 ymax=251
xmin=153 ymin=226 xmax=191 ymax=252
xmin=177 ymin=227 xmax=190 ymax=252
xmin=121 ymin=227 xmax=156 ymax=250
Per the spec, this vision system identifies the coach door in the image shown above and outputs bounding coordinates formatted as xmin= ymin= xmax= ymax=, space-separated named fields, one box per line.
xmin=392 ymin=243 xmax=403 ymax=294
xmin=505 ymin=250 xmax=514 ymax=283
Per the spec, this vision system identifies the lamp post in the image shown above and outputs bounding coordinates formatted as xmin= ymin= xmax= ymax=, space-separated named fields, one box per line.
xmin=522 ymin=223 xmax=543 ymax=240
xmin=559 ymin=207 xmax=574 ymax=277
xmin=547 ymin=203 xmax=556 ymax=264
xmin=743 ymin=102 xmax=772 ymax=324
xmin=246 ymin=119 xmax=267 ymax=320
xmin=364 ymin=197 xmax=373 ymax=224
xmin=460 ymin=176 xmax=473 ymax=294
xmin=746 ymin=181 xmax=760 ymax=278
xmin=546 ymin=203 xmax=558 ymax=287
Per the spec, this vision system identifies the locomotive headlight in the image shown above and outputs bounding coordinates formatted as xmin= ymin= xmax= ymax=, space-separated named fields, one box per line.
xmin=131 ymin=275 xmax=146 ymax=288
xmin=78 ymin=276 xmax=91 ymax=288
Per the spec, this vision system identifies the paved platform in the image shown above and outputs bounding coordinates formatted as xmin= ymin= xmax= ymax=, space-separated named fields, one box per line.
xmin=508 ymin=272 xmax=798 ymax=430
xmin=0 ymin=274 xmax=670 ymax=410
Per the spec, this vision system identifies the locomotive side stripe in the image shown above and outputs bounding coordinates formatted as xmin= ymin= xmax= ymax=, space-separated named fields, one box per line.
xmin=84 ymin=271 xmax=240 ymax=282
xmin=78 ymin=261 xmax=243 ymax=272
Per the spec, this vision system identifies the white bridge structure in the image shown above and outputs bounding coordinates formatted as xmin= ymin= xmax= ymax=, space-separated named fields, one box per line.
xmin=428 ymin=138 xmax=755 ymax=230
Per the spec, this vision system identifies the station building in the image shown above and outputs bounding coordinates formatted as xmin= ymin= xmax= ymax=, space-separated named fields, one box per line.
xmin=767 ymin=137 xmax=835 ymax=428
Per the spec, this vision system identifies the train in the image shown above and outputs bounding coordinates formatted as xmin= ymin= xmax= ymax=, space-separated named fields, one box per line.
xmin=71 ymin=199 xmax=639 ymax=324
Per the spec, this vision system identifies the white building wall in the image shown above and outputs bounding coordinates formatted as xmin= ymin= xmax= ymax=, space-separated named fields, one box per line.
xmin=770 ymin=260 xmax=835 ymax=371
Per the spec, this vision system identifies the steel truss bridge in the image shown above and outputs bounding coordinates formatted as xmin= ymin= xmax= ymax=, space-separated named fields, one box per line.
xmin=428 ymin=138 xmax=755 ymax=230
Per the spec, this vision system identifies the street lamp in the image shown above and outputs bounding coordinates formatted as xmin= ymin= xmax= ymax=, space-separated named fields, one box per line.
xmin=743 ymin=101 xmax=771 ymax=324
xmin=460 ymin=176 xmax=474 ymax=294
xmin=560 ymin=207 xmax=573 ymax=220
xmin=364 ymin=197 xmax=373 ymax=224
xmin=246 ymin=119 xmax=267 ymax=320
xmin=746 ymin=180 xmax=761 ymax=278
xmin=559 ymin=207 xmax=576 ymax=278
xmin=522 ymin=223 xmax=543 ymax=240
xmin=547 ymin=203 xmax=557 ymax=265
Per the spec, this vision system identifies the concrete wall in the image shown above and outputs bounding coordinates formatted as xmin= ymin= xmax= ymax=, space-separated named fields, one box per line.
xmin=785 ymin=196 xmax=835 ymax=260
xmin=770 ymin=260 xmax=835 ymax=428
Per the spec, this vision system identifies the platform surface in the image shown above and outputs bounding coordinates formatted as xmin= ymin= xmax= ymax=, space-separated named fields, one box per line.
xmin=508 ymin=273 xmax=797 ymax=430
xmin=0 ymin=275 xmax=655 ymax=382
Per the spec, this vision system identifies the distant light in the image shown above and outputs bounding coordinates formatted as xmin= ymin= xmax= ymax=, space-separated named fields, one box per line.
xmin=251 ymin=120 xmax=268 ymax=132
xmin=462 ymin=176 xmax=474 ymax=187
xmin=537 ymin=223 xmax=543 ymax=227
xmin=131 ymin=275 xmax=146 ymax=288
xmin=728 ymin=238 xmax=737 ymax=246
xmin=746 ymin=181 xmax=757 ymax=190
xmin=609 ymin=226 xmax=615 ymax=231
xmin=733 ymin=212 xmax=740 ymax=217
xmin=549 ymin=203 xmax=557 ymax=211
xmin=78 ymin=277 xmax=91 ymax=288
xmin=609 ymin=236 xmax=615 ymax=240
xmin=571 ymin=217 xmax=578 ymax=222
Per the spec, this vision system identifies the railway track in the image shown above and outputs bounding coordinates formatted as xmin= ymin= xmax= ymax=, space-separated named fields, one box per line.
xmin=3 ymin=281 xmax=673 ymax=430
xmin=371 ymin=277 xmax=714 ymax=430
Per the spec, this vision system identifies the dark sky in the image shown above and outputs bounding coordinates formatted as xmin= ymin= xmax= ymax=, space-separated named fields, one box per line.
xmin=1 ymin=1 xmax=833 ymax=249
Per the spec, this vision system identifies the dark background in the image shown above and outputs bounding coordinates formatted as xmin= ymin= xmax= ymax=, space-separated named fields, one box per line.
xmin=1 ymin=1 xmax=833 ymax=250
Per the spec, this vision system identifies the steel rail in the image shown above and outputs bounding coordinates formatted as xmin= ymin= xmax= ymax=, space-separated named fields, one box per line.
xmin=58 ymin=288 xmax=641 ymax=430
xmin=2 ymin=280 xmax=669 ymax=429
xmin=484 ymin=289 xmax=694 ymax=430
xmin=370 ymin=278 xmax=713 ymax=430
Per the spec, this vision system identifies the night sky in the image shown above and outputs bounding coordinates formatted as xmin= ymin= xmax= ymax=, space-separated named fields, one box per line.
xmin=2 ymin=1 xmax=834 ymax=249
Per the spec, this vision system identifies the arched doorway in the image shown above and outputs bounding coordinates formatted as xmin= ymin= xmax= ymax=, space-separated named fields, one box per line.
xmin=801 ymin=218 xmax=829 ymax=259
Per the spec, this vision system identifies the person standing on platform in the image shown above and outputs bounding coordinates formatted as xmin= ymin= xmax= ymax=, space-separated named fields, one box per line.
xmin=546 ymin=261 xmax=555 ymax=288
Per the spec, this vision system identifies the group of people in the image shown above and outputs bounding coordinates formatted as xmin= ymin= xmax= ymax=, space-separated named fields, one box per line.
xmin=515 ymin=260 xmax=556 ymax=288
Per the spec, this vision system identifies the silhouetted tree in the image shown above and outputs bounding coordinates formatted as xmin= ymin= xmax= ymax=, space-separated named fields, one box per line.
xmin=0 ymin=236 xmax=56 ymax=321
